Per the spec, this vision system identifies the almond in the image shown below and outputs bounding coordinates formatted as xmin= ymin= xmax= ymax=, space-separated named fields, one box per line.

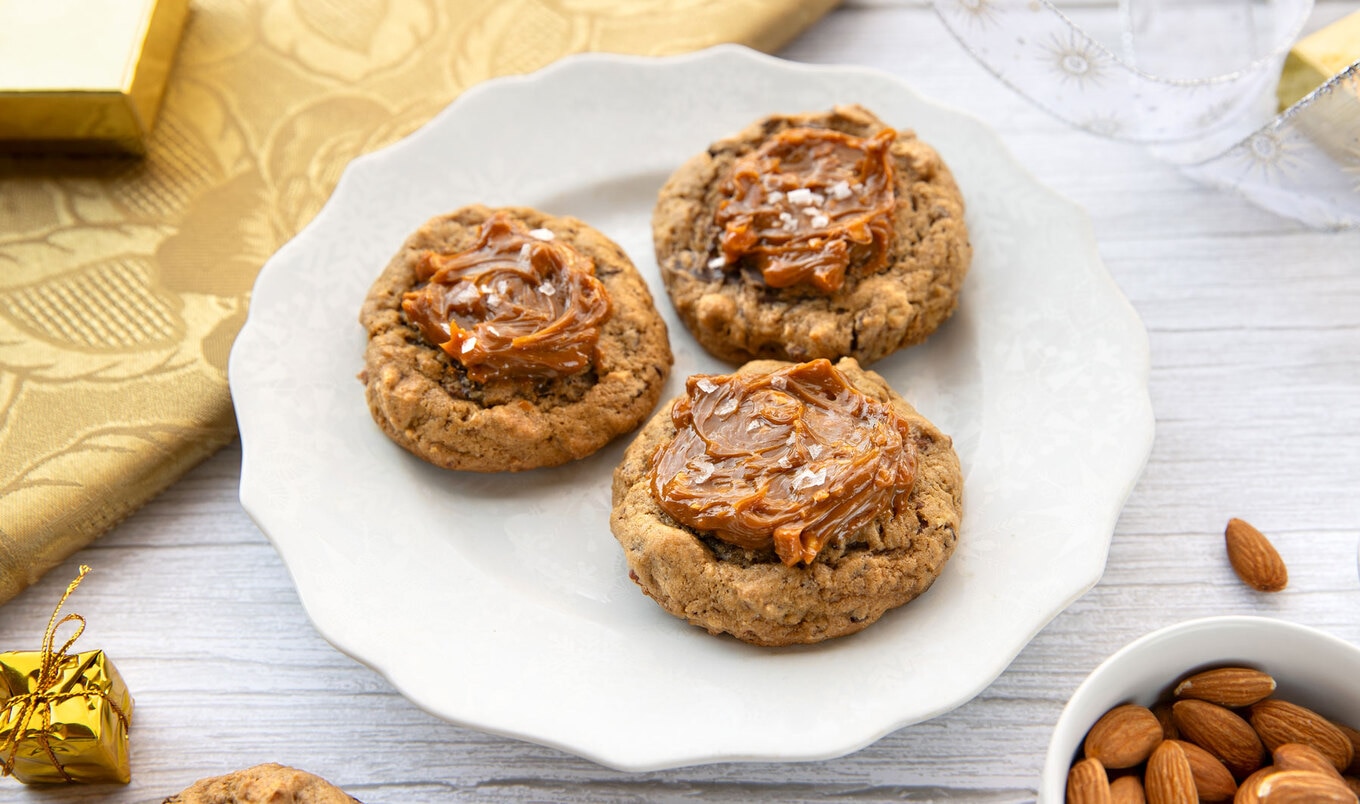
xmin=1146 ymin=740 xmax=1198 ymax=804
xmin=1110 ymin=775 xmax=1147 ymax=804
xmin=1086 ymin=704 xmax=1165 ymax=768
xmin=1251 ymin=699 xmax=1355 ymax=772
xmin=1254 ymin=769 xmax=1359 ymax=803
xmin=1068 ymin=756 xmax=1113 ymax=804
xmin=1334 ymin=722 xmax=1360 ymax=776
xmin=1174 ymin=739 xmax=1238 ymax=802
xmin=1173 ymin=699 xmax=1266 ymax=778
xmin=1174 ymin=667 xmax=1277 ymax=708
xmin=1234 ymin=767 xmax=1275 ymax=804
xmin=1273 ymin=742 xmax=1344 ymax=780
xmin=1224 ymin=518 xmax=1287 ymax=592
xmin=1153 ymin=702 xmax=1179 ymax=741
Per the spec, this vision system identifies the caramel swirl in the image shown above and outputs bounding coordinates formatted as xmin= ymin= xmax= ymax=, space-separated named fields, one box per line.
xmin=714 ymin=127 xmax=897 ymax=293
xmin=650 ymin=360 xmax=917 ymax=566
xmin=401 ymin=212 xmax=611 ymax=383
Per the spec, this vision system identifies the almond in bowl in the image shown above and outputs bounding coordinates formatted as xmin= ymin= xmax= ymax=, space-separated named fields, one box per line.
xmin=1043 ymin=616 xmax=1360 ymax=803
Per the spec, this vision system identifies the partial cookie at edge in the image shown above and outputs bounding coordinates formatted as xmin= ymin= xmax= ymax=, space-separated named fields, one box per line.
xmin=163 ymin=763 xmax=358 ymax=803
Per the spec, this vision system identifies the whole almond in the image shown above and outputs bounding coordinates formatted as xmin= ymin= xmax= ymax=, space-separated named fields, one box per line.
xmin=1146 ymin=740 xmax=1198 ymax=804
xmin=1274 ymin=742 xmax=1344 ymax=780
xmin=1334 ymin=722 xmax=1360 ymax=776
xmin=1173 ymin=699 xmax=1266 ymax=778
xmin=1174 ymin=739 xmax=1238 ymax=802
xmin=1224 ymin=518 xmax=1287 ymax=592
xmin=1234 ymin=767 xmax=1276 ymax=804
xmin=1254 ymin=769 xmax=1359 ymax=803
xmin=1110 ymin=775 xmax=1147 ymax=804
xmin=1068 ymin=756 xmax=1113 ymax=804
xmin=1086 ymin=704 xmax=1165 ymax=768
xmin=1174 ymin=667 xmax=1277 ymax=708
xmin=1251 ymin=699 xmax=1355 ymax=772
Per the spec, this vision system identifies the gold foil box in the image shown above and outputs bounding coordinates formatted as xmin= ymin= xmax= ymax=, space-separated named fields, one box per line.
xmin=1277 ymin=10 xmax=1360 ymax=109
xmin=0 ymin=648 xmax=134 ymax=784
xmin=0 ymin=0 xmax=188 ymax=154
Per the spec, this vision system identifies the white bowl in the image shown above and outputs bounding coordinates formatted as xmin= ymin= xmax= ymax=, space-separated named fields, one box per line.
xmin=1041 ymin=616 xmax=1360 ymax=802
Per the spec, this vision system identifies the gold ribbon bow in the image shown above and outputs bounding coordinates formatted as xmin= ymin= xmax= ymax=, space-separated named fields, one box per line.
xmin=0 ymin=565 xmax=130 ymax=782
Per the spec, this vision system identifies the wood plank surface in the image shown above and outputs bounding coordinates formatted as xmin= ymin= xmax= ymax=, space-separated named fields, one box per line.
xmin=3 ymin=1 xmax=1358 ymax=801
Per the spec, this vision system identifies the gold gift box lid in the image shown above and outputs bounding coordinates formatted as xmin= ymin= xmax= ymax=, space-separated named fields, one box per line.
xmin=0 ymin=0 xmax=188 ymax=154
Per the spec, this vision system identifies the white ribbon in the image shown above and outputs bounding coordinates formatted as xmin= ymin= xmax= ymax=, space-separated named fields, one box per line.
xmin=934 ymin=0 xmax=1360 ymax=228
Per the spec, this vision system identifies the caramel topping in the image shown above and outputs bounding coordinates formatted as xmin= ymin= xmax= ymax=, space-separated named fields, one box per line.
xmin=650 ymin=360 xmax=917 ymax=566
xmin=401 ymin=212 xmax=611 ymax=383
xmin=714 ymin=127 xmax=897 ymax=293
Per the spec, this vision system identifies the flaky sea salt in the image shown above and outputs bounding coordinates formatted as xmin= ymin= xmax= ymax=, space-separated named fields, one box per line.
xmin=528 ymin=228 xmax=555 ymax=241
xmin=807 ymin=443 xmax=823 ymax=459
xmin=707 ymin=256 xmax=726 ymax=269
xmin=786 ymin=188 xmax=815 ymax=206
xmin=537 ymin=281 xmax=556 ymax=296
xmin=767 ymin=190 xmax=784 ymax=204
xmin=792 ymin=466 xmax=827 ymax=490
xmin=696 ymin=378 xmax=717 ymax=394
xmin=810 ymin=214 xmax=830 ymax=228
xmin=448 ymin=282 xmax=481 ymax=307
xmin=518 ymin=243 xmax=533 ymax=260
xmin=688 ymin=457 xmax=715 ymax=484
xmin=830 ymin=180 xmax=852 ymax=200
xmin=716 ymin=398 xmax=737 ymax=416
xmin=770 ymin=375 xmax=787 ymax=390
xmin=461 ymin=336 xmax=477 ymax=353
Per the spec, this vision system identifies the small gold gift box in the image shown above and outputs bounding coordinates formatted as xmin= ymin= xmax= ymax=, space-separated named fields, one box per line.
xmin=0 ymin=568 xmax=133 ymax=784
xmin=0 ymin=0 xmax=189 ymax=154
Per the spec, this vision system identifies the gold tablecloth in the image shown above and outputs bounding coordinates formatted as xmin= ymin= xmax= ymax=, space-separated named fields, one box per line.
xmin=0 ymin=0 xmax=839 ymax=605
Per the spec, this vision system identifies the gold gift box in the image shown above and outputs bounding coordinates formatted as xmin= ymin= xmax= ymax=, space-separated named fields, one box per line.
xmin=0 ymin=649 xmax=134 ymax=784
xmin=1277 ymin=10 xmax=1360 ymax=109
xmin=0 ymin=0 xmax=188 ymax=154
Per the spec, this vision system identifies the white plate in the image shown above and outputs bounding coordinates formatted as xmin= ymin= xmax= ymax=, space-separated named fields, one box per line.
xmin=230 ymin=45 xmax=1154 ymax=771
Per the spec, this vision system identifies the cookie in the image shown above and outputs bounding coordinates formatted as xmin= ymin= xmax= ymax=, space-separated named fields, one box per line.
xmin=164 ymin=763 xmax=357 ymax=803
xmin=610 ymin=357 xmax=961 ymax=646
xmin=360 ymin=205 xmax=672 ymax=472
xmin=653 ymin=104 xmax=971 ymax=365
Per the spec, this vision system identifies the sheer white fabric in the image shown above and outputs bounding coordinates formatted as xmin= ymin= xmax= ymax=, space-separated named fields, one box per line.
xmin=934 ymin=0 xmax=1359 ymax=228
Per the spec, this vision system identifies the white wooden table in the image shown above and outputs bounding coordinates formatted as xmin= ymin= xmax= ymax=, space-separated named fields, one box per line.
xmin=5 ymin=2 xmax=1359 ymax=801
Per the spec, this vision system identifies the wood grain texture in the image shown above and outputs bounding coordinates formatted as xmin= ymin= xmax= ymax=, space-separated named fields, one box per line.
xmin=3 ymin=1 xmax=1359 ymax=801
